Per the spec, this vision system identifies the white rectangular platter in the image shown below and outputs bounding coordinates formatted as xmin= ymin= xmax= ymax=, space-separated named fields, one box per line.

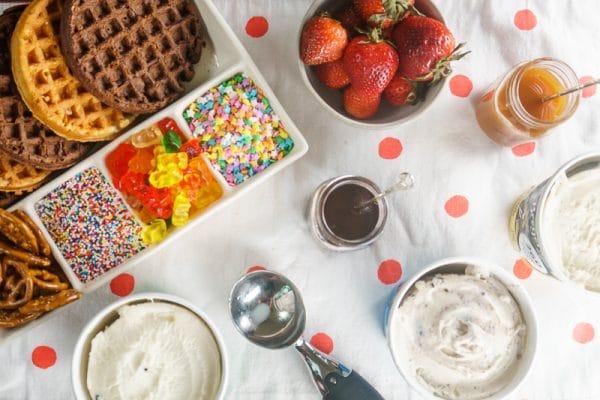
xmin=0 ymin=0 xmax=308 ymax=345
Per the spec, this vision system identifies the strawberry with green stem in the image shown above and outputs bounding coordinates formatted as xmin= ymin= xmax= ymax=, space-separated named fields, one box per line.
xmin=392 ymin=15 xmax=469 ymax=82
xmin=354 ymin=0 xmax=422 ymax=29
xmin=342 ymin=27 xmax=399 ymax=95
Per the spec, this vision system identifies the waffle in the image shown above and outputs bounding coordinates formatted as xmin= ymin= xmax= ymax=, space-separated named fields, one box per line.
xmin=10 ymin=0 xmax=136 ymax=142
xmin=0 ymin=7 xmax=92 ymax=170
xmin=60 ymin=0 xmax=204 ymax=114
xmin=0 ymin=154 xmax=51 ymax=194
xmin=0 ymin=191 xmax=21 ymax=209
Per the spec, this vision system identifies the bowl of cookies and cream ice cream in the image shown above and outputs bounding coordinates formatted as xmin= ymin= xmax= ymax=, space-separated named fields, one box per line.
xmin=385 ymin=258 xmax=537 ymax=400
xmin=72 ymin=293 xmax=227 ymax=400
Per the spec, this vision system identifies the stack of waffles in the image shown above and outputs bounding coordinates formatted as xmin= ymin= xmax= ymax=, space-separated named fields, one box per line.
xmin=0 ymin=0 xmax=206 ymax=206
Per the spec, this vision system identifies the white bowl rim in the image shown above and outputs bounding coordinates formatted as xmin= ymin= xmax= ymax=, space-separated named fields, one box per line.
xmin=71 ymin=292 xmax=229 ymax=400
xmin=385 ymin=257 xmax=539 ymax=400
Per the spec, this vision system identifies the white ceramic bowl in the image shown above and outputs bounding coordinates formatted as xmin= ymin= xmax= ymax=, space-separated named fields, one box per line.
xmin=297 ymin=0 xmax=447 ymax=129
xmin=72 ymin=293 xmax=228 ymax=400
xmin=385 ymin=257 xmax=538 ymax=400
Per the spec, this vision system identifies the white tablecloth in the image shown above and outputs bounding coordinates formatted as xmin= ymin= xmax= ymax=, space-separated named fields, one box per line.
xmin=1 ymin=0 xmax=600 ymax=399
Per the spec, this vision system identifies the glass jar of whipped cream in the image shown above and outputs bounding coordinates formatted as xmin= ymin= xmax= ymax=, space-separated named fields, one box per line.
xmin=476 ymin=57 xmax=580 ymax=146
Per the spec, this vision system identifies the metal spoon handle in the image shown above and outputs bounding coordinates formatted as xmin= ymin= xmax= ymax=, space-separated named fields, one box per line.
xmin=295 ymin=339 xmax=384 ymax=400
xmin=356 ymin=172 xmax=414 ymax=210
xmin=541 ymin=78 xmax=600 ymax=102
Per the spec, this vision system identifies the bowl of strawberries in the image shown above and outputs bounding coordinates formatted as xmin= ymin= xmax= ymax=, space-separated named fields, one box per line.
xmin=298 ymin=0 xmax=467 ymax=128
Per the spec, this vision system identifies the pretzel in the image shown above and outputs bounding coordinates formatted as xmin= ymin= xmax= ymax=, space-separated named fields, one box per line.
xmin=0 ymin=309 xmax=43 ymax=328
xmin=12 ymin=210 xmax=51 ymax=257
xmin=0 ymin=241 xmax=50 ymax=267
xmin=0 ymin=208 xmax=39 ymax=254
xmin=28 ymin=269 xmax=69 ymax=292
xmin=0 ymin=258 xmax=33 ymax=310
xmin=18 ymin=289 xmax=80 ymax=315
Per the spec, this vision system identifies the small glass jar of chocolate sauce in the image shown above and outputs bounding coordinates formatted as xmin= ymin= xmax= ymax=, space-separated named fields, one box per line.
xmin=309 ymin=176 xmax=388 ymax=251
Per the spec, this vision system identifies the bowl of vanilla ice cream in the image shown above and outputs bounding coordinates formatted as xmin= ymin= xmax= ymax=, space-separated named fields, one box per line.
xmin=385 ymin=258 xmax=537 ymax=400
xmin=72 ymin=293 xmax=227 ymax=400
xmin=511 ymin=152 xmax=600 ymax=293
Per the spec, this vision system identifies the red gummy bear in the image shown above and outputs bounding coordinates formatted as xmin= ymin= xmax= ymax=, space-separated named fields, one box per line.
xmin=181 ymin=138 xmax=203 ymax=159
xmin=156 ymin=117 xmax=186 ymax=141
xmin=120 ymin=171 xmax=173 ymax=219
xmin=106 ymin=143 xmax=137 ymax=189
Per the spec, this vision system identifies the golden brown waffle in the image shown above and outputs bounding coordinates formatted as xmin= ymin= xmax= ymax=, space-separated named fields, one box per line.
xmin=0 ymin=191 xmax=21 ymax=209
xmin=60 ymin=0 xmax=204 ymax=114
xmin=0 ymin=6 xmax=92 ymax=170
xmin=0 ymin=153 xmax=51 ymax=194
xmin=10 ymin=0 xmax=136 ymax=142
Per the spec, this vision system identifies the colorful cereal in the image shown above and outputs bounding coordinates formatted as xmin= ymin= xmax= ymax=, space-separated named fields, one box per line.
xmin=183 ymin=73 xmax=294 ymax=186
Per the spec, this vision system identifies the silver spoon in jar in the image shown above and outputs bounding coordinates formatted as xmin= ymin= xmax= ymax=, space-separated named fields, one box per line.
xmin=229 ymin=270 xmax=385 ymax=400
xmin=541 ymin=78 xmax=600 ymax=102
xmin=354 ymin=172 xmax=415 ymax=211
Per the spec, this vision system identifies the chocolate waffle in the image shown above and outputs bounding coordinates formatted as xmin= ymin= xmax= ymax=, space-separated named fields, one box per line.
xmin=0 ymin=191 xmax=21 ymax=209
xmin=11 ymin=0 xmax=136 ymax=142
xmin=60 ymin=0 xmax=205 ymax=114
xmin=0 ymin=7 xmax=92 ymax=170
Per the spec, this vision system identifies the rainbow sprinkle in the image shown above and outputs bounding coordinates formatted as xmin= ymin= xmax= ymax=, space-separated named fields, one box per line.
xmin=35 ymin=167 xmax=146 ymax=284
xmin=183 ymin=73 xmax=294 ymax=186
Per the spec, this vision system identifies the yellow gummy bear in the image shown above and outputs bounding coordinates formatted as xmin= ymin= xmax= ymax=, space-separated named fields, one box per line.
xmin=156 ymin=153 xmax=188 ymax=170
xmin=141 ymin=219 xmax=167 ymax=244
xmin=171 ymin=193 xmax=191 ymax=227
xmin=149 ymin=165 xmax=183 ymax=188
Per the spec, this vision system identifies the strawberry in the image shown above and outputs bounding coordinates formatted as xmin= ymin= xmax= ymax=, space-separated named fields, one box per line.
xmin=300 ymin=16 xmax=348 ymax=65
xmin=342 ymin=31 xmax=399 ymax=95
xmin=353 ymin=0 xmax=419 ymax=29
xmin=343 ymin=86 xmax=381 ymax=119
xmin=315 ymin=59 xmax=350 ymax=89
xmin=384 ymin=74 xmax=417 ymax=105
xmin=392 ymin=16 xmax=468 ymax=82
xmin=337 ymin=7 xmax=363 ymax=33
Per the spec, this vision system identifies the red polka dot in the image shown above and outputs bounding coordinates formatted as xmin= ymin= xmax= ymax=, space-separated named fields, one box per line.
xmin=514 ymin=9 xmax=537 ymax=31
xmin=378 ymin=259 xmax=402 ymax=285
xmin=444 ymin=195 xmax=469 ymax=218
xmin=110 ymin=273 xmax=135 ymax=297
xmin=32 ymin=346 xmax=57 ymax=369
xmin=310 ymin=332 xmax=334 ymax=354
xmin=511 ymin=142 xmax=536 ymax=157
xmin=378 ymin=137 xmax=402 ymax=160
xmin=247 ymin=265 xmax=266 ymax=273
xmin=573 ymin=322 xmax=595 ymax=344
xmin=579 ymin=76 xmax=597 ymax=98
xmin=513 ymin=259 xmax=533 ymax=279
xmin=245 ymin=16 xmax=269 ymax=38
xmin=449 ymin=75 xmax=473 ymax=97
xmin=482 ymin=90 xmax=494 ymax=102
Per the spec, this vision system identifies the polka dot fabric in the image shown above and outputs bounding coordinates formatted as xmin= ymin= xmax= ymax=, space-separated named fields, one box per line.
xmin=2 ymin=1 xmax=600 ymax=399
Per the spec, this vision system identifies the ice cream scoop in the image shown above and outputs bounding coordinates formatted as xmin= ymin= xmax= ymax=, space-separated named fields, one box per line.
xmin=229 ymin=270 xmax=384 ymax=400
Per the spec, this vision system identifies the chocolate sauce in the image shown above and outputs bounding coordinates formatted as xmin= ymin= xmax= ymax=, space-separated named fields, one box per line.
xmin=323 ymin=183 xmax=379 ymax=241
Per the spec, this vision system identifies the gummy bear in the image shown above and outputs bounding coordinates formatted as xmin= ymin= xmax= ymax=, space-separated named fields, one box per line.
xmin=131 ymin=126 xmax=163 ymax=148
xmin=149 ymin=164 xmax=184 ymax=188
xmin=105 ymin=143 xmax=136 ymax=189
xmin=141 ymin=219 xmax=167 ymax=244
xmin=120 ymin=171 xmax=173 ymax=219
xmin=128 ymin=147 xmax=155 ymax=174
xmin=156 ymin=118 xmax=186 ymax=139
xmin=156 ymin=153 xmax=188 ymax=170
xmin=171 ymin=193 xmax=191 ymax=227
xmin=181 ymin=138 xmax=202 ymax=158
